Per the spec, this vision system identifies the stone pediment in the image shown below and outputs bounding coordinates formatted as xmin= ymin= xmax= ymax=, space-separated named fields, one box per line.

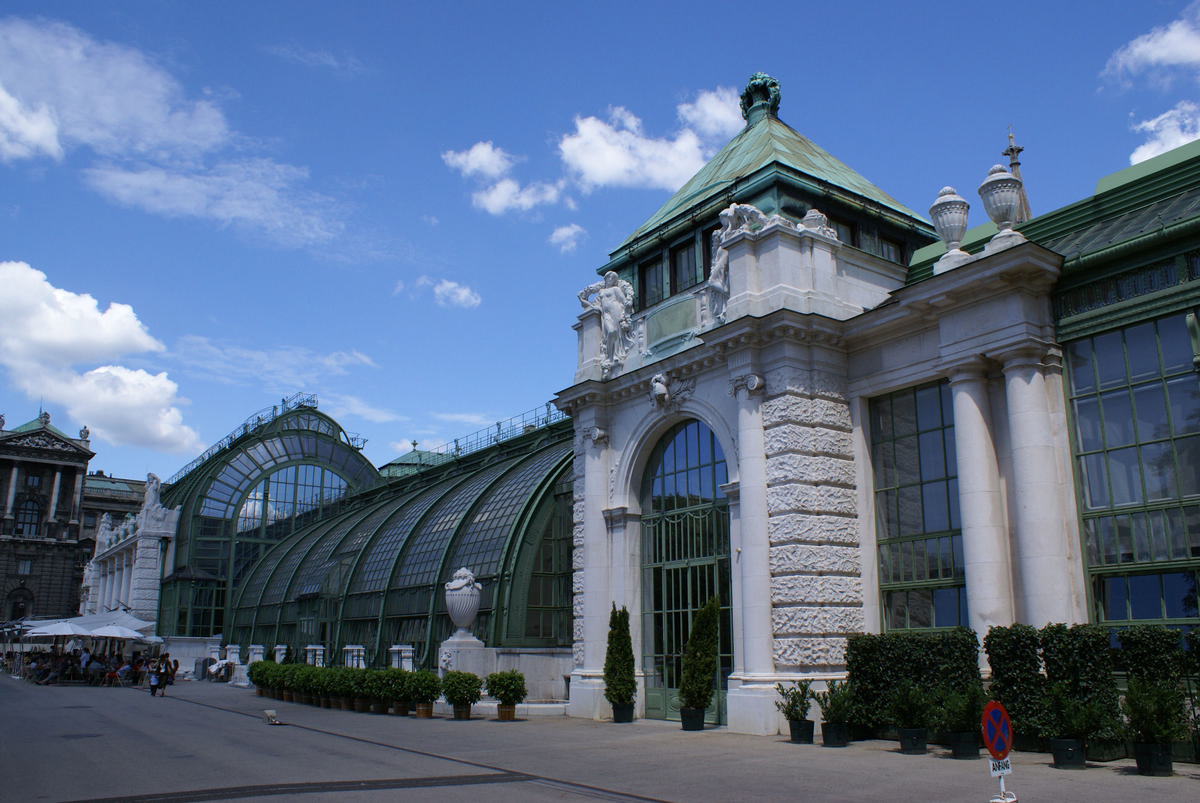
xmin=1 ymin=430 xmax=92 ymax=456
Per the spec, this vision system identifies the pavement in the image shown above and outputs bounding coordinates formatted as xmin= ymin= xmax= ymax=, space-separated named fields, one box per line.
xmin=3 ymin=674 xmax=1197 ymax=802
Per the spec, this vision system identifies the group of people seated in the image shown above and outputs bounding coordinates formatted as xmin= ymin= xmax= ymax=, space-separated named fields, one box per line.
xmin=11 ymin=648 xmax=175 ymax=689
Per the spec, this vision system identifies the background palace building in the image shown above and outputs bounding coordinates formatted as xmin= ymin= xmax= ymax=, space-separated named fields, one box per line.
xmin=17 ymin=73 xmax=1195 ymax=734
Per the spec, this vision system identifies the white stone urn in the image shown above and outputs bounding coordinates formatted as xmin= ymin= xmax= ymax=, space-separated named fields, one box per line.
xmin=977 ymin=165 xmax=1025 ymax=246
xmin=930 ymin=186 xmax=969 ymax=250
xmin=444 ymin=567 xmax=482 ymax=637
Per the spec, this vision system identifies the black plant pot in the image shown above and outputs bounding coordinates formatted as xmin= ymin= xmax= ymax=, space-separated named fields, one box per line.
xmin=821 ymin=721 xmax=848 ymax=747
xmin=1049 ymin=737 xmax=1086 ymax=769
xmin=898 ymin=727 xmax=928 ymax=755
xmin=1132 ymin=742 xmax=1173 ymax=776
xmin=788 ymin=719 xmax=815 ymax=744
xmin=680 ymin=706 xmax=705 ymax=731
xmin=949 ymin=731 xmax=979 ymax=759
xmin=611 ymin=702 xmax=634 ymax=723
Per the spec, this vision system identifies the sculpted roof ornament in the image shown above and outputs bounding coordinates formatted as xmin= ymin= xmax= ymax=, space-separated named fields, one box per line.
xmin=739 ymin=72 xmax=781 ymax=122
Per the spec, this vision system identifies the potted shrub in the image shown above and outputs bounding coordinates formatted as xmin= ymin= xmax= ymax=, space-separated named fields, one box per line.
xmin=1043 ymin=682 xmax=1103 ymax=769
xmin=888 ymin=679 xmax=933 ymax=754
xmin=349 ymin=668 xmax=373 ymax=713
xmin=815 ymin=680 xmax=853 ymax=747
xmin=328 ymin=666 xmax=355 ymax=710
xmin=443 ymin=670 xmax=483 ymax=720
xmin=775 ymin=680 xmax=816 ymax=744
xmin=1123 ymin=677 xmax=1188 ymax=776
xmin=364 ymin=670 xmax=390 ymax=714
xmin=603 ymin=603 xmax=636 ymax=723
xmin=486 ymin=670 xmax=527 ymax=721
xmin=409 ymin=670 xmax=442 ymax=718
xmin=246 ymin=660 xmax=267 ymax=696
xmin=937 ymin=683 xmax=985 ymax=759
xmin=383 ymin=668 xmax=410 ymax=715
xmin=678 ymin=597 xmax=720 ymax=731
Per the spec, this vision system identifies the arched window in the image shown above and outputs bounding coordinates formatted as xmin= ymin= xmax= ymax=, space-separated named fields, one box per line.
xmin=640 ymin=419 xmax=732 ymax=724
xmin=15 ymin=500 xmax=40 ymax=536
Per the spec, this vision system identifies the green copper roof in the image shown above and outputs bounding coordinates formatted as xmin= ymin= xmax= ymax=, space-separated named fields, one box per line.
xmin=617 ymin=108 xmax=925 ymax=251
xmin=6 ymin=415 xmax=76 ymax=442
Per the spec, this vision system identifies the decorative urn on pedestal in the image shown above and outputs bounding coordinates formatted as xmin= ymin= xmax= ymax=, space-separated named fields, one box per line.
xmin=445 ymin=567 xmax=482 ymax=636
xmin=929 ymin=186 xmax=971 ymax=274
xmin=977 ymin=165 xmax=1026 ymax=251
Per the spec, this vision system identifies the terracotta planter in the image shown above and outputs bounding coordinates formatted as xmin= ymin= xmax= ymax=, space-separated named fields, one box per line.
xmin=391 ymin=700 xmax=409 ymax=716
xmin=787 ymin=719 xmax=815 ymax=744
xmin=452 ymin=704 xmax=472 ymax=720
xmin=497 ymin=704 xmax=516 ymax=721
xmin=415 ymin=702 xmax=434 ymax=718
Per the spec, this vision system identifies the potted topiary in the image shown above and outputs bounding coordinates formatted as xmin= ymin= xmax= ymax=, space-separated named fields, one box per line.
xmin=1123 ymin=677 xmax=1188 ymax=776
xmin=937 ymin=683 xmax=986 ymax=759
xmin=678 ymin=597 xmax=721 ymax=731
xmin=328 ymin=666 xmax=356 ymax=711
xmin=350 ymin=668 xmax=373 ymax=713
xmin=888 ymin=679 xmax=934 ymax=754
xmin=1043 ymin=682 xmax=1103 ymax=769
xmin=775 ymin=680 xmax=816 ymax=744
xmin=442 ymin=670 xmax=483 ymax=720
xmin=603 ymin=603 xmax=636 ymax=723
xmin=246 ymin=660 xmax=267 ymax=696
xmin=815 ymin=679 xmax=853 ymax=747
xmin=409 ymin=669 xmax=442 ymax=718
xmin=486 ymin=670 xmax=527 ymax=721
xmin=383 ymin=668 xmax=410 ymax=715
xmin=365 ymin=670 xmax=390 ymax=714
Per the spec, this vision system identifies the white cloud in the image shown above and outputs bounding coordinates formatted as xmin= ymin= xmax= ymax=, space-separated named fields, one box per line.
xmin=1104 ymin=3 xmax=1200 ymax=86
xmin=264 ymin=43 xmax=365 ymax=75
xmin=82 ymin=159 xmax=345 ymax=248
xmin=323 ymin=393 xmax=406 ymax=424
xmin=431 ymin=278 xmax=482 ymax=309
xmin=678 ymin=87 xmax=744 ymax=139
xmin=0 ymin=17 xmax=346 ymax=250
xmin=549 ymin=223 xmax=586 ymax=253
xmin=0 ymin=260 xmax=200 ymax=453
xmin=0 ymin=83 xmax=61 ymax=161
xmin=432 ymin=411 xmax=495 ymax=428
xmin=1130 ymin=100 xmax=1200 ymax=162
xmin=442 ymin=141 xmax=516 ymax=180
xmin=172 ymin=335 xmax=376 ymax=389
xmin=472 ymin=177 xmax=562 ymax=214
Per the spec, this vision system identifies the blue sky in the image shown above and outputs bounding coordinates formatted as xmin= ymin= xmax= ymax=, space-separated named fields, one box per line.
xmin=2 ymin=1 xmax=1199 ymax=481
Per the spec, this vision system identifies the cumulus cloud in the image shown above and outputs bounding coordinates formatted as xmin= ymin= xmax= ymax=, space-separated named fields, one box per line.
xmin=442 ymin=141 xmax=516 ymax=180
xmin=0 ymin=17 xmax=346 ymax=249
xmin=1130 ymin=101 xmax=1200 ymax=162
xmin=412 ymin=275 xmax=482 ymax=309
xmin=172 ymin=335 xmax=376 ymax=389
xmin=472 ymin=177 xmax=562 ymax=214
xmin=1104 ymin=5 xmax=1200 ymax=162
xmin=549 ymin=223 xmax=586 ymax=253
xmin=1104 ymin=3 xmax=1200 ymax=87
xmin=444 ymin=85 xmax=742 ymax=217
xmin=0 ymin=260 xmax=201 ymax=452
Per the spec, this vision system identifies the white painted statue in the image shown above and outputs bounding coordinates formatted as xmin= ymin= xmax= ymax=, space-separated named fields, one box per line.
xmin=578 ymin=270 xmax=635 ymax=377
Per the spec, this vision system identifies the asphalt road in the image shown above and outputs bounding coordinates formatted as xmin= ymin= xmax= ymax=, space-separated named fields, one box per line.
xmin=3 ymin=675 xmax=1197 ymax=802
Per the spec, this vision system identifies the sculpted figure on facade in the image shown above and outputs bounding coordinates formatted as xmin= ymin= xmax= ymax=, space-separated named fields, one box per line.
xmin=578 ymin=270 xmax=635 ymax=378
xmin=706 ymin=228 xmax=729 ymax=326
xmin=95 ymin=513 xmax=114 ymax=547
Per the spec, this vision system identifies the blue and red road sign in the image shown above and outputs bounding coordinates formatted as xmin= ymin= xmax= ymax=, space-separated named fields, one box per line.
xmin=981 ymin=700 xmax=1013 ymax=761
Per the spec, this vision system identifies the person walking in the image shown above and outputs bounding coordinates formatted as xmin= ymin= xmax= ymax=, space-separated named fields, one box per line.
xmin=148 ymin=659 xmax=162 ymax=696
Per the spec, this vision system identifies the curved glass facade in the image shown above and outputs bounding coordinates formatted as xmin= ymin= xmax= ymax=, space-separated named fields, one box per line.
xmin=228 ymin=425 xmax=574 ymax=667
xmin=159 ymin=405 xmax=382 ymax=638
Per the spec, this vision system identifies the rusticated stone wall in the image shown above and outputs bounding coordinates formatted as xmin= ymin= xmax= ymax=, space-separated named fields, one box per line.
xmin=764 ymin=366 xmax=863 ymax=671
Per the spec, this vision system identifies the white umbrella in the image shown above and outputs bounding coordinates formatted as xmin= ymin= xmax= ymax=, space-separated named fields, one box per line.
xmin=26 ymin=621 xmax=93 ymax=638
xmin=89 ymin=624 xmax=146 ymax=641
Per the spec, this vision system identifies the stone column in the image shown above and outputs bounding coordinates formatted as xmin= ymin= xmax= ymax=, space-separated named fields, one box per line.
xmin=1001 ymin=348 xmax=1077 ymax=626
xmin=274 ymin=644 xmax=287 ymax=663
xmin=248 ymin=645 xmax=265 ymax=663
xmin=47 ymin=470 xmax=62 ymax=521
xmin=4 ymin=465 xmax=17 ymax=518
xmin=389 ymin=645 xmax=414 ymax=670
xmin=731 ymin=374 xmax=772 ymax=679
xmin=225 ymin=644 xmax=241 ymax=665
xmin=70 ymin=469 xmax=85 ymax=524
xmin=947 ymin=360 xmax=1015 ymax=638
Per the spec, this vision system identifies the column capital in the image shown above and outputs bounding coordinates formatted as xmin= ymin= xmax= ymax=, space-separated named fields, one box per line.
xmin=996 ymin=340 xmax=1057 ymax=374
xmin=939 ymin=355 xmax=992 ymax=384
xmin=728 ymin=373 xmax=764 ymax=399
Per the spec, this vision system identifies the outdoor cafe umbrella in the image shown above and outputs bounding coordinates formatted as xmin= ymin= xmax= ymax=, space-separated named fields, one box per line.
xmin=89 ymin=625 xmax=146 ymax=641
xmin=25 ymin=622 xmax=94 ymax=638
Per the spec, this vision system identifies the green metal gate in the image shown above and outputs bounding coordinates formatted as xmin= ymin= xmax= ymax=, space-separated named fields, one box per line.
xmin=639 ymin=420 xmax=732 ymax=724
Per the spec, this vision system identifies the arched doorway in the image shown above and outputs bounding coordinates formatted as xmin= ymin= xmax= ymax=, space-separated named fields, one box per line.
xmin=640 ymin=419 xmax=732 ymax=724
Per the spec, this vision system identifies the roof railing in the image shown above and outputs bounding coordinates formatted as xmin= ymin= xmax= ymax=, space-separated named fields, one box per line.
xmin=423 ymin=402 xmax=567 ymax=460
